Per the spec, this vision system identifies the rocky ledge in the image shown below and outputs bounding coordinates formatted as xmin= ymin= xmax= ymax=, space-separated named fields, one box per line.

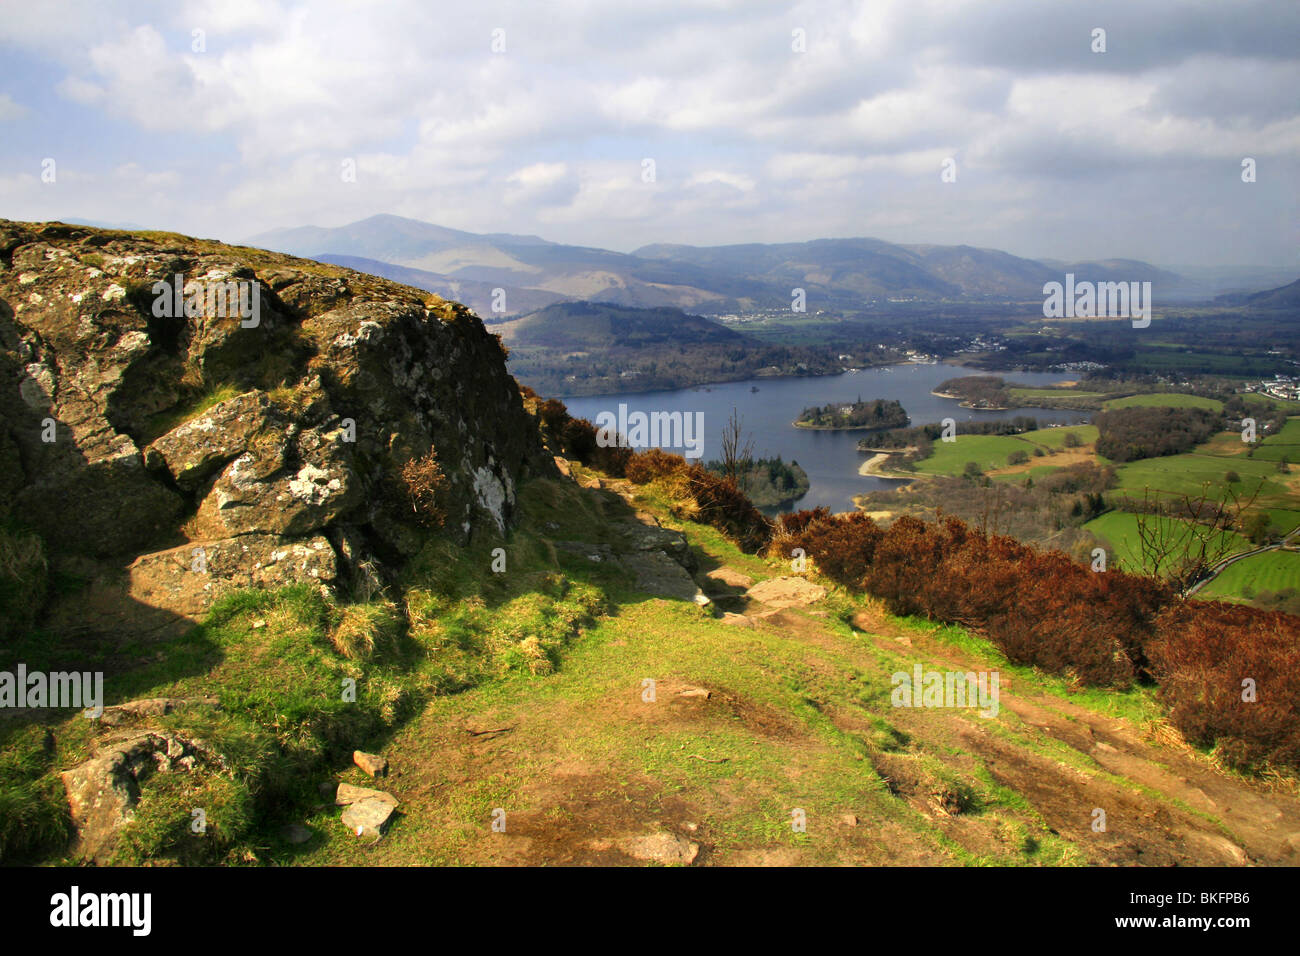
xmin=0 ymin=220 xmax=552 ymax=637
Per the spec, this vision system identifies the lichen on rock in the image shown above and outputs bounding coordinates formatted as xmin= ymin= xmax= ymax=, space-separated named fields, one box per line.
xmin=0 ymin=219 xmax=553 ymax=634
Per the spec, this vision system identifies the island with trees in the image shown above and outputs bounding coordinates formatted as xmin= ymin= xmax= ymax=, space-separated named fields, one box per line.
xmin=794 ymin=397 xmax=909 ymax=431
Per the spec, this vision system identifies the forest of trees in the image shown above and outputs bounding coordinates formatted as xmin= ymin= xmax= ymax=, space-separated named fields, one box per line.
xmin=704 ymin=455 xmax=810 ymax=508
xmin=1095 ymin=406 xmax=1221 ymax=462
xmin=933 ymin=375 xmax=1011 ymax=407
xmin=796 ymin=397 xmax=908 ymax=430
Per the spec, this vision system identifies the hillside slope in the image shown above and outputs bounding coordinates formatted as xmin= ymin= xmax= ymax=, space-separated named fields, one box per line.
xmin=291 ymin=472 xmax=1300 ymax=866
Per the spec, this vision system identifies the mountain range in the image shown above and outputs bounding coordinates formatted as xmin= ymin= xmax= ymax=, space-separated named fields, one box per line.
xmin=249 ymin=214 xmax=1295 ymax=318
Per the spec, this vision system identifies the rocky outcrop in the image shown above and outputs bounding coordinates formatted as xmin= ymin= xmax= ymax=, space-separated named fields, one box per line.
xmin=0 ymin=220 xmax=551 ymax=633
xmin=60 ymin=726 xmax=226 ymax=862
xmin=554 ymin=504 xmax=708 ymax=604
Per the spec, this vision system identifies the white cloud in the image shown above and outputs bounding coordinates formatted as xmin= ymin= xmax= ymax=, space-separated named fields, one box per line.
xmin=0 ymin=93 xmax=27 ymax=121
xmin=0 ymin=0 xmax=1292 ymax=262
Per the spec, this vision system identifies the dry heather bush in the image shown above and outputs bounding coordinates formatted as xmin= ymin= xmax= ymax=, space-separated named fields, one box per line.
xmin=536 ymin=398 xmax=570 ymax=445
xmin=625 ymin=447 xmax=689 ymax=484
xmin=773 ymin=509 xmax=1171 ymax=688
xmin=400 ymin=448 xmax=450 ymax=528
xmin=681 ymin=465 xmax=772 ymax=553
xmin=1149 ymin=601 xmax=1300 ymax=771
xmin=771 ymin=508 xmax=880 ymax=586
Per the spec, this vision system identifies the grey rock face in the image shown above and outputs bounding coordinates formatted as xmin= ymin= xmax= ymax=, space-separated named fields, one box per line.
xmin=0 ymin=219 xmax=552 ymax=629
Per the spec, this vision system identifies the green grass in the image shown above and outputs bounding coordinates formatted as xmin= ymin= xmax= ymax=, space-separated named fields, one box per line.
xmin=1 ymin=476 xmax=621 ymax=865
xmin=1242 ymin=392 xmax=1300 ymax=414
xmin=1198 ymin=550 xmax=1300 ymax=603
xmin=912 ymin=425 xmax=1098 ymax=477
xmin=1112 ymin=452 xmax=1293 ymax=510
xmin=914 ymin=435 xmax=1040 ymax=475
xmin=289 ymin=526 xmax=1116 ymax=867
xmin=1249 ymin=416 xmax=1300 ymax=462
xmin=1020 ymin=424 xmax=1098 ymax=449
xmin=1007 ymin=387 xmax=1108 ymax=407
xmin=1102 ymin=393 xmax=1224 ymax=412
xmin=1083 ymin=511 xmax=1250 ymax=576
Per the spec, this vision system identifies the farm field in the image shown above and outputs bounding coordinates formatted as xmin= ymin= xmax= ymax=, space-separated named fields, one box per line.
xmin=912 ymin=434 xmax=1039 ymax=475
xmin=1111 ymin=452 xmax=1296 ymax=511
xmin=1102 ymin=393 xmax=1223 ymax=411
xmin=1083 ymin=511 xmax=1250 ymax=577
xmin=1007 ymin=387 xmax=1107 ymax=405
xmin=1242 ymin=391 xmax=1300 ymax=414
xmin=1198 ymin=549 xmax=1300 ymax=603
xmin=1249 ymin=416 xmax=1300 ymax=462
xmin=913 ymin=424 xmax=1100 ymax=477
xmin=1021 ymin=423 xmax=1099 ymax=449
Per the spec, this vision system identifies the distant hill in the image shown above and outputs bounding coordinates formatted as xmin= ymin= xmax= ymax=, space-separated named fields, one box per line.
xmin=316 ymin=253 xmax=566 ymax=318
xmin=1214 ymin=277 xmax=1300 ymax=310
xmin=251 ymin=213 xmax=769 ymax=312
xmin=498 ymin=301 xmax=744 ymax=350
xmin=250 ymin=213 xmax=1246 ymax=312
xmin=496 ymin=301 xmax=856 ymax=396
xmin=633 ymin=238 xmax=963 ymax=301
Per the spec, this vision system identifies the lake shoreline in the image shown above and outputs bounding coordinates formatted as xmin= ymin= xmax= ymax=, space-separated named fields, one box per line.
xmin=560 ymin=364 xmax=1082 ymax=514
xmin=929 ymin=389 xmax=1013 ymax=410
xmin=858 ymin=452 xmax=916 ymax=479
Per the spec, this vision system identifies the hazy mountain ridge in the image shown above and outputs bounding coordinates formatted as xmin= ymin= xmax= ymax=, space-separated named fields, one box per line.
xmin=250 ymin=214 xmax=1294 ymax=313
xmin=498 ymin=300 xmax=744 ymax=350
xmin=1213 ymin=276 xmax=1300 ymax=310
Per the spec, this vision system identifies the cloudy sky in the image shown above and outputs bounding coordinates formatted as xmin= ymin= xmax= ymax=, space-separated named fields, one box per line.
xmin=1 ymin=0 xmax=1297 ymax=267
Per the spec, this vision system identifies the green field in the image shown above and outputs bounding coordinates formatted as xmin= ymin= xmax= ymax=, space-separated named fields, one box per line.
xmin=1021 ymin=424 xmax=1098 ymax=449
xmin=1083 ymin=511 xmax=1250 ymax=576
xmin=913 ymin=425 xmax=1098 ymax=476
xmin=1242 ymin=391 xmax=1300 ymax=414
xmin=1111 ymin=452 xmax=1295 ymax=511
xmin=1008 ymin=387 xmax=1107 ymax=406
xmin=913 ymin=434 xmax=1039 ymax=476
xmin=1198 ymin=550 xmax=1300 ymax=602
xmin=1249 ymin=416 xmax=1300 ymax=462
xmin=1102 ymin=393 xmax=1224 ymax=412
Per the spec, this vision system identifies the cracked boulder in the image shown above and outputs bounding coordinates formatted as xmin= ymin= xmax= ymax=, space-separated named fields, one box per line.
xmin=61 ymin=729 xmax=226 ymax=863
xmin=192 ymin=422 xmax=361 ymax=538
xmin=127 ymin=533 xmax=337 ymax=623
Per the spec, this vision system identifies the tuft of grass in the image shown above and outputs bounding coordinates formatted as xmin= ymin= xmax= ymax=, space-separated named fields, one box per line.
xmin=0 ymin=724 xmax=69 ymax=863
xmin=112 ymin=770 xmax=254 ymax=866
xmin=0 ymin=526 xmax=47 ymax=643
xmin=141 ymin=382 xmax=242 ymax=444
xmin=330 ymin=600 xmax=402 ymax=660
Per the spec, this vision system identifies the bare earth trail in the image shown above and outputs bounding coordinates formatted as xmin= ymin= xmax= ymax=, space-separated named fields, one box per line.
xmin=296 ymin=483 xmax=1300 ymax=867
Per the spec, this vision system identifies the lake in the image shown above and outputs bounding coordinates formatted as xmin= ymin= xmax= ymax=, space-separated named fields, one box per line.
xmin=561 ymin=363 xmax=1088 ymax=514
